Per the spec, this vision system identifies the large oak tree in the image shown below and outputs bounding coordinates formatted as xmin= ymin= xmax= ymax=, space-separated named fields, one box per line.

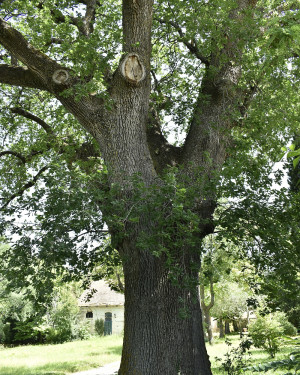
xmin=0 ymin=0 xmax=298 ymax=374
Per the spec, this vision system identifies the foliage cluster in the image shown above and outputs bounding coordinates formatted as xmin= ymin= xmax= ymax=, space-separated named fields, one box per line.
xmin=245 ymin=337 xmax=300 ymax=375
xmin=94 ymin=318 xmax=105 ymax=337
xmin=216 ymin=338 xmax=253 ymax=375
xmin=249 ymin=312 xmax=297 ymax=358
xmin=0 ymin=279 xmax=89 ymax=346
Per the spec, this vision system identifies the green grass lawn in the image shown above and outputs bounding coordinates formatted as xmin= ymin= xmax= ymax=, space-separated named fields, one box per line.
xmin=0 ymin=334 xmax=297 ymax=374
xmin=0 ymin=335 xmax=123 ymax=375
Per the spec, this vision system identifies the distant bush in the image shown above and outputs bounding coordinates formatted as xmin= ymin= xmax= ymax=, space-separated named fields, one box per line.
xmin=13 ymin=319 xmax=48 ymax=345
xmin=249 ymin=312 xmax=297 ymax=358
xmin=44 ymin=320 xmax=90 ymax=344
xmin=73 ymin=321 xmax=91 ymax=341
xmin=274 ymin=311 xmax=297 ymax=336
xmin=0 ymin=282 xmax=90 ymax=346
xmin=95 ymin=319 xmax=104 ymax=336
xmin=2 ymin=322 xmax=14 ymax=346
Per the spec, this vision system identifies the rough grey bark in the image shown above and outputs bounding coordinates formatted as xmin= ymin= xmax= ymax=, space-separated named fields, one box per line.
xmin=0 ymin=0 xmax=259 ymax=373
xmin=120 ymin=245 xmax=211 ymax=375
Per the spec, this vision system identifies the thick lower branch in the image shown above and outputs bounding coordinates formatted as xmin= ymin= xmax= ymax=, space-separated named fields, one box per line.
xmin=0 ymin=65 xmax=47 ymax=90
xmin=0 ymin=18 xmax=61 ymax=86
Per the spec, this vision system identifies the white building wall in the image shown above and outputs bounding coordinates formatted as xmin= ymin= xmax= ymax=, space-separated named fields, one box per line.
xmin=80 ymin=306 xmax=124 ymax=335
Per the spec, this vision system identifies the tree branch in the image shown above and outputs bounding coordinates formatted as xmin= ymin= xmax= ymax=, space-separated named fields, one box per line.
xmin=0 ymin=17 xmax=99 ymax=137
xmin=1 ymin=166 xmax=49 ymax=210
xmin=155 ymin=17 xmax=210 ymax=66
xmin=182 ymin=0 xmax=259 ymax=168
xmin=44 ymin=37 xmax=64 ymax=47
xmin=0 ymin=65 xmax=47 ymax=90
xmin=116 ymin=272 xmax=125 ymax=293
xmin=0 ymin=18 xmax=65 ymax=89
xmin=11 ymin=107 xmax=55 ymax=135
xmin=238 ymin=84 xmax=258 ymax=119
xmin=82 ymin=0 xmax=98 ymax=37
xmin=45 ymin=1 xmax=100 ymax=37
xmin=0 ymin=150 xmax=26 ymax=164
xmin=199 ymin=276 xmax=215 ymax=310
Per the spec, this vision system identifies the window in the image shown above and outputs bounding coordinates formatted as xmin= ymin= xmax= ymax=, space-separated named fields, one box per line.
xmin=86 ymin=311 xmax=93 ymax=318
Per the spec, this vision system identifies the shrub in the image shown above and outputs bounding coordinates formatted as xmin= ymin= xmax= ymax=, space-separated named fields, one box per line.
xmin=244 ymin=337 xmax=300 ymax=373
xmin=95 ymin=318 xmax=104 ymax=336
xmin=2 ymin=322 xmax=14 ymax=346
xmin=73 ymin=321 xmax=91 ymax=341
xmin=216 ymin=338 xmax=252 ymax=375
xmin=0 ymin=320 xmax=4 ymax=344
xmin=249 ymin=313 xmax=292 ymax=357
xmin=274 ymin=311 xmax=297 ymax=336
xmin=13 ymin=319 xmax=48 ymax=345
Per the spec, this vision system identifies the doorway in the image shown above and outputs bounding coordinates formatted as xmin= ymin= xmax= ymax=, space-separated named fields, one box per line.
xmin=104 ymin=312 xmax=112 ymax=335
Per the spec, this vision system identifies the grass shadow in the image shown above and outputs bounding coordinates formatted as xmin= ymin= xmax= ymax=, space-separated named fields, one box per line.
xmin=0 ymin=361 xmax=93 ymax=375
xmin=106 ymin=345 xmax=122 ymax=356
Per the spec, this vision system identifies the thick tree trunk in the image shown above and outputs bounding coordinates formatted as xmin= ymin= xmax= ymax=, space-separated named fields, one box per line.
xmin=225 ymin=320 xmax=230 ymax=335
xmin=233 ymin=320 xmax=239 ymax=333
xmin=219 ymin=318 xmax=225 ymax=339
xmin=118 ymin=238 xmax=212 ymax=375
xmin=202 ymin=307 xmax=213 ymax=345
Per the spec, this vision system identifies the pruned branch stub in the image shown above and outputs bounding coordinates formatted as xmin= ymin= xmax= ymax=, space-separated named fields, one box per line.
xmin=52 ymin=69 xmax=69 ymax=84
xmin=120 ymin=53 xmax=146 ymax=84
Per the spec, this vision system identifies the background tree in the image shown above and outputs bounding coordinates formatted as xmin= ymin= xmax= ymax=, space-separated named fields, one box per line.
xmin=257 ymin=135 xmax=300 ymax=329
xmin=0 ymin=242 xmax=88 ymax=346
xmin=211 ymin=281 xmax=251 ymax=338
xmin=0 ymin=1 xmax=299 ymax=374
xmin=199 ymin=236 xmax=238 ymax=344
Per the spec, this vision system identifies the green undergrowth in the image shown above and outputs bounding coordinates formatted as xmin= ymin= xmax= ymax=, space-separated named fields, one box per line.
xmin=207 ymin=334 xmax=299 ymax=375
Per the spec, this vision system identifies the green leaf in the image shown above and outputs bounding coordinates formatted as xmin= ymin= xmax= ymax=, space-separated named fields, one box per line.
xmin=293 ymin=156 xmax=300 ymax=168
xmin=287 ymin=150 xmax=300 ymax=158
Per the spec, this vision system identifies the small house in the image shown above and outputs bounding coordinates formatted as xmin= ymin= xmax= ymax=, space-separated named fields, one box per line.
xmin=78 ymin=280 xmax=124 ymax=335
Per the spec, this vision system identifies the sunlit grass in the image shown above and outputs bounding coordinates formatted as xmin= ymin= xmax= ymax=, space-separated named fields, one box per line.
xmin=0 ymin=334 xmax=297 ymax=374
xmin=0 ymin=335 xmax=123 ymax=375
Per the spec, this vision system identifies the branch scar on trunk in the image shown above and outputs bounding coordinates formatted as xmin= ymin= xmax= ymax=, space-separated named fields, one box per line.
xmin=120 ymin=53 xmax=146 ymax=84
xmin=52 ymin=69 xmax=69 ymax=84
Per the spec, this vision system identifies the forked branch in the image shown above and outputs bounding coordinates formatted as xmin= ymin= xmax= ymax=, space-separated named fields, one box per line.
xmin=0 ymin=18 xmax=61 ymax=89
